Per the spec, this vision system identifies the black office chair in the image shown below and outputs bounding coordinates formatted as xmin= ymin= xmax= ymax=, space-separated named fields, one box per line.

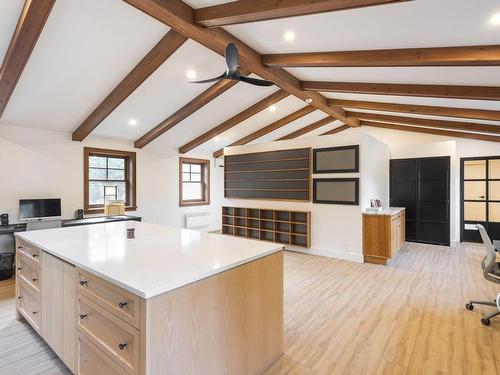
xmin=465 ymin=224 xmax=500 ymax=326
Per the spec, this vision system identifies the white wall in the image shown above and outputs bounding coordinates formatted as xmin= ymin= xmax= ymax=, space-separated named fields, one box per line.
xmin=223 ymin=131 xmax=390 ymax=262
xmin=0 ymin=124 xmax=223 ymax=230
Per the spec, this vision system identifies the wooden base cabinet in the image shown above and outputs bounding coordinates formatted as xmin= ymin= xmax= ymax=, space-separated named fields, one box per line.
xmin=363 ymin=208 xmax=406 ymax=265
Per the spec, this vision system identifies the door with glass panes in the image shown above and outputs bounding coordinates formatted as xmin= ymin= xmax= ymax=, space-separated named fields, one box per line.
xmin=461 ymin=157 xmax=500 ymax=242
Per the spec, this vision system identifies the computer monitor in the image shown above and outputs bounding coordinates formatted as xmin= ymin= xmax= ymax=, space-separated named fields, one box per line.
xmin=19 ymin=198 xmax=62 ymax=221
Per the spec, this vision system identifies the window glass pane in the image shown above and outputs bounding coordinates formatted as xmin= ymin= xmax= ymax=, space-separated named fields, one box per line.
xmin=489 ymin=181 xmax=500 ymax=201
xmin=191 ymin=164 xmax=201 ymax=173
xmin=108 ymin=169 xmax=125 ymax=180
xmin=489 ymin=203 xmax=500 ymax=223
xmin=489 ymin=159 xmax=500 ymax=179
xmin=464 ymin=181 xmax=486 ymax=201
xmin=182 ymin=182 xmax=202 ymax=200
xmin=89 ymin=168 xmax=107 ymax=180
xmin=463 ymin=160 xmax=486 ymax=180
xmin=464 ymin=201 xmax=486 ymax=221
xmin=191 ymin=172 xmax=201 ymax=182
xmin=89 ymin=182 xmax=126 ymax=205
xmin=89 ymin=156 xmax=106 ymax=168
xmin=182 ymin=163 xmax=191 ymax=173
xmin=182 ymin=173 xmax=191 ymax=182
xmin=108 ymin=157 xmax=125 ymax=169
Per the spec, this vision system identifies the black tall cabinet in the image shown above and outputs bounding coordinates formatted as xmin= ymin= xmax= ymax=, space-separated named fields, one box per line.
xmin=390 ymin=156 xmax=450 ymax=246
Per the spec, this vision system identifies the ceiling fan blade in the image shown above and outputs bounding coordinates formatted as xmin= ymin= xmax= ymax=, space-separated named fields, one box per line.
xmin=239 ymin=75 xmax=275 ymax=87
xmin=225 ymin=43 xmax=239 ymax=75
xmin=190 ymin=72 xmax=226 ymax=84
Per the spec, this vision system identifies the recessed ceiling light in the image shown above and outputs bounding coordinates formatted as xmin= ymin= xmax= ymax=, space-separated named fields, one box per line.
xmin=283 ymin=31 xmax=295 ymax=42
xmin=490 ymin=12 xmax=500 ymax=25
xmin=128 ymin=118 xmax=137 ymax=126
xmin=214 ymin=136 xmax=221 ymax=142
xmin=186 ymin=69 xmax=197 ymax=80
xmin=269 ymin=105 xmax=277 ymax=112
xmin=305 ymin=98 xmax=313 ymax=104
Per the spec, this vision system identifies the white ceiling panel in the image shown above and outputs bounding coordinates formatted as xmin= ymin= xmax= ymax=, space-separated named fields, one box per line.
xmin=322 ymin=92 xmax=500 ymax=111
xmin=1 ymin=0 xmax=168 ymax=131
xmin=287 ymin=66 xmax=500 ymax=86
xmin=94 ymin=39 xmax=226 ymax=140
xmin=0 ymin=1 xmax=24 ymax=62
xmin=250 ymin=109 xmax=326 ymax=144
xmin=224 ymin=0 xmax=500 ymax=53
xmin=139 ymin=78 xmax=279 ymax=153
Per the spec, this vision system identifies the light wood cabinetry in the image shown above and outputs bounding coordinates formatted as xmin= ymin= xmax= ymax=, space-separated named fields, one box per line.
xmin=363 ymin=208 xmax=406 ymax=265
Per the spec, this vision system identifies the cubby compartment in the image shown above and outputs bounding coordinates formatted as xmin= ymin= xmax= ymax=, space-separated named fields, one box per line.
xmin=248 ymin=219 xmax=260 ymax=229
xmin=276 ymin=222 xmax=290 ymax=233
xmin=222 ymin=225 xmax=234 ymax=235
xmin=292 ymin=212 xmax=308 ymax=223
xmin=248 ymin=229 xmax=260 ymax=239
xmin=261 ymin=231 xmax=274 ymax=242
xmin=260 ymin=210 xmax=274 ymax=220
xmin=276 ymin=211 xmax=290 ymax=222
xmin=248 ymin=209 xmax=260 ymax=218
xmin=223 ymin=216 xmax=234 ymax=226
xmin=276 ymin=233 xmax=290 ymax=244
xmin=261 ymin=220 xmax=274 ymax=231
xmin=234 ymin=208 xmax=246 ymax=217
xmin=235 ymin=217 xmax=247 ymax=227
xmin=291 ymin=235 xmax=308 ymax=247
xmin=222 ymin=207 xmax=234 ymax=216
xmin=292 ymin=223 xmax=307 ymax=235
xmin=236 ymin=227 xmax=247 ymax=237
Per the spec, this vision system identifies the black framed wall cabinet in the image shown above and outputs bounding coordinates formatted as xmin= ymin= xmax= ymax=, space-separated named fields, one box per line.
xmin=390 ymin=156 xmax=450 ymax=246
xmin=313 ymin=145 xmax=359 ymax=173
xmin=460 ymin=156 xmax=500 ymax=242
xmin=313 ymin=178 xmax=359 ymax=205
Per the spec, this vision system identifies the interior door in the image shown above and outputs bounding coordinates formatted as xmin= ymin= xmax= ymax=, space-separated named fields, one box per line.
xmin=390 ymin=157 xmax=450 ymax=246
xmin=461 ymin=157 xmax=500 ymax=242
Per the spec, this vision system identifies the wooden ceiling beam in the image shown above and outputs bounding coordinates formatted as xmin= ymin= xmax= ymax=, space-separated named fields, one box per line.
xmin=134 ymin=69 xmax=249 ymax=148
xmin=213 ymin=106 xmax=315 ymax=157
xmin=179 ymin=89 xmax=289 ymax=154
xmin=278 ymin=117 xmax=335 ymax=140
xmin=361 ymin=120 xmax=500 ymax=143
xmin=123 ymin=0 xmax=357 ymax=128
xmin=321 ymin=124 xmax=350 ymax=135
xmin=0 ymin=0 xmax=55 ymax=118
xmin=302 ymin=81 xmax=500 ymax=101
xmin=347 ymin=111 xmax=500 ymax=135
xmin=72 ymin=29 xmax=187 ymax=141
xmin=194 ymin=0 xmax=409 ymax=27
xmin=262 ymin=45 xmax=500 ymax=67
xmin=328 ymin=98 xmax=500 ymax=122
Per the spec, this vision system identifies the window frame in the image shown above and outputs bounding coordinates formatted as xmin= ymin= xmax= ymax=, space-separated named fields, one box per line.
xmin=84 ymin=147 xmax=137 ymax=214
xmin=179 ymin=157 xmax=210 ymax=207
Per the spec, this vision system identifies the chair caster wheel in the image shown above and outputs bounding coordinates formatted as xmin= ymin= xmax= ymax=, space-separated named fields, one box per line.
xmin=465 ymin=303 xmax=474 ymax=311
xmin=481 ymin=318 xmax=491 ymax=326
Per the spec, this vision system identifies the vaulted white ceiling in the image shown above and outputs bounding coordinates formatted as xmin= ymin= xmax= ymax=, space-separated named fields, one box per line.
xmin=1 ymin=0 xmax=500 ymax=154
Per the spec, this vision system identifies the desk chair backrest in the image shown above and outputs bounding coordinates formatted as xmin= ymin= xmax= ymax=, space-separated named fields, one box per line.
xmin=477 ymin=224 xmax=500 ymax=284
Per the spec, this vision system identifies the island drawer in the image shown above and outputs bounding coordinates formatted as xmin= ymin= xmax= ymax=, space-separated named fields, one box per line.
xmin=77 ymin=334 xmax=129 ymax=375
xmin=17 ymin=256 xmax=41 ymax=293
xmin=77 ymin=268 xmax=140 ymax=328
xmin=16 ymin=240 xmax=42 ymax=266
xmin=17 ymin=279 xmax=41 ymax=334
xmin=76 ymin=293 xmax=140 ymax=375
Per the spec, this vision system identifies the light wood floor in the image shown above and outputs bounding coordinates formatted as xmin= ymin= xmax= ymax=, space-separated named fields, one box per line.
xmin=0 ymin=242 xmax=499 ymax=375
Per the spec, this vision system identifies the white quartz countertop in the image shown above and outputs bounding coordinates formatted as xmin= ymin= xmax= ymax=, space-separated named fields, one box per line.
xmin=363 ymin=207 xmax=405 ymax=216
xmin=15 ymin=221 xmax=283 ymax=299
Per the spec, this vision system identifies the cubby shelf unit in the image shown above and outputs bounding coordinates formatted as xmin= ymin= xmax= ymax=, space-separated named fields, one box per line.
xmin=222 ymin=206 xmax=311 ymax=248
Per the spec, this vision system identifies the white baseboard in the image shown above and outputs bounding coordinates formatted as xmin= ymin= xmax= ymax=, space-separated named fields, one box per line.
xmin=285 ymin=246 xmax=364 ymax=263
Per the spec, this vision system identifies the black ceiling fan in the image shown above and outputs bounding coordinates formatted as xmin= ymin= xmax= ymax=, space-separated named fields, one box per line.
xmin=190 ymin=43 xmax=274 ymax=87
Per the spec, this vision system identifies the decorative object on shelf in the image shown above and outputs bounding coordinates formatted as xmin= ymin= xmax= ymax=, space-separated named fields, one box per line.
xmin=313 ymin=145 xmax=359 ymax=173
xmin=222 ymin=206 xmax=311 ymax=248
xmin=105 ymin=200 xmax=125 ymax=216
xmin=313 ymin=178 xmax=359 ymax=205
xmin=224 ymin=148 xmax=311 ymax=201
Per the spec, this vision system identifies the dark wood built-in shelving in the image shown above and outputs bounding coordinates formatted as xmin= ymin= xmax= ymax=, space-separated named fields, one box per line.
xmin=222 ymin=206 xmax=311 ymax=248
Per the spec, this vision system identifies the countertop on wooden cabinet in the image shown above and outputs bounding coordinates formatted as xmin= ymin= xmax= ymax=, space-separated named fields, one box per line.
xmin=363 ymin=207 xmax=405 ymax=216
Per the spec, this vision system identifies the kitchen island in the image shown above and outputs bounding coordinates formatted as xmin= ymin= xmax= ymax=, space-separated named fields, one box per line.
xmin=14 ymin=221 xmax=284 ymax=375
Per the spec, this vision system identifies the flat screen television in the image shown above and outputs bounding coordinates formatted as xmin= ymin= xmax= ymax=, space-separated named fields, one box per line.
xmin=19 ymin=198 xmax=62 ymax=221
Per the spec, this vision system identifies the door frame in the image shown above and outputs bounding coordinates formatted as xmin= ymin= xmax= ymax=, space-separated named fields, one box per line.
xmin=460 ymin=155 xmax=500 ymax=242
xmin=390 ymin=155 xmax=451 ymax=246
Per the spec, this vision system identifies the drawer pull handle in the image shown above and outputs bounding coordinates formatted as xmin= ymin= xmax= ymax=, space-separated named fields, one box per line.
xmin=80 ymin=280 xmax=88 ymax=286
xmin=118 ymin=343 xmax=127 ymax=350
xmin=80 ymin=314 xmax=88 ymax=320
xmin=18 ymin=245 xmax=23 ymax=250
xmin=32 ymin=254 xmax=38 ymax=258
xmin=32 ymin=311 xmax=38 ymax=315
xmin=32 ymin=278 xmax=38 ymax=282
xmin=18 ymin=296 xmax=23 ymax=299
xmin=17 ymin=267 xmax=23 ymax=270
xmin=118 ymin=302 xmax=128 ymax=308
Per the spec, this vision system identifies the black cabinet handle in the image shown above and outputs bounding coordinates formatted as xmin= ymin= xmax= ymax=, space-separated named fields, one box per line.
xmin=118 ymin=343 xmax=127 ymax=350
xmin=479 ymin=195 xmax=485 ymax=199
xmin=32 ymin=278 xmax=38 ymax=282
xmin=32 ymin=311 xmax=38 ymax=315
xmin=18 ymin=296 xmax=23 ymax=300
xmin=118 ymin=302 xmax=128 ymax=309
xmin=32 ymin=254 xmax=38 ymax=258
xmin=80 ymin=280 xmax=87 ymax=286
xmin=17 ymin=267 xmax=22 ymax=271
xmin=80 ymin=314 xmax=88 ymax=320
xmin=17 ymin=245 xmax=23 ymax=250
